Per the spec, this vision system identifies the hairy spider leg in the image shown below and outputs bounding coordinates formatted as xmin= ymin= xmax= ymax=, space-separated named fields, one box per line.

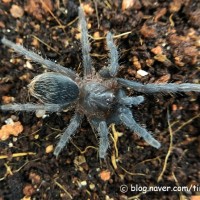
xmin=99 ymin=32 xmax=120 ymax=78
xmin=98 ymin=121 xmax=110 ymax=159
xmin=117 ymin=89 xmax=144 ymax=106
xmin=1 ymin=37 xmax=77 ymax=80
xmin=0 ymin=103 xmax=67 ymax=112
xmin=106 ymin=32 xmax=119 ymax=77
xmin=120 ymin=96 xmax=145 ymax=106
xmin=90 ymin=119 xmax=110 ymax=159
xmin=53 ymin=113 xmax=83 ymax=157
xmin=79 ymin=7 xmax=94 ymax=77
xmin=118 ymin=78 xmax=200 ymax=93
xmin=119 ymin=107 xmax=161 ymax=149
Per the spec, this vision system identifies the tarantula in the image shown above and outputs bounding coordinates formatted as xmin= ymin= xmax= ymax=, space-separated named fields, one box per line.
xmin=1 ymin=7 xmax=200 ymax=159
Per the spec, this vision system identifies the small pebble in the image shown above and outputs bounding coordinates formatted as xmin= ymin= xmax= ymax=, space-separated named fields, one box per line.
xmin=137 ymin=69 xmax=148 ymax=76
xmin=45 ymin=145 xmax=53 ymax=154
xmin=80 ymin=180 xmax=87 ymax=186
xmin=5 ymin=118 xmax=14 ymax=125
xmin=99 ymin=170 xmax=111 ymax=181
xmin=8 ymin=142 xmax=13 ymax=147
xmin=89 ymin=183 xmax=95 ymax=190
xmin=10 ymin=5 xmax=24 ymax=18
xmin=35 ymin=110 xmax=46 ymax=118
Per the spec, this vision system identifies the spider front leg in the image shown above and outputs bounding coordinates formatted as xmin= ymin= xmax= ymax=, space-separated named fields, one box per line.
xmin=90 ymin=119 xmax=110 ymax=159
xmin=99 ymin=32 xmax=119 ymax=78
xmin=79 ymin=7 xmax=94 ymax=77
xmin=1 ymin=103 xmax=66 ymax=112
xmin=1 ymin=37 xmax=77 ymax=80
xmin=120 ymin=96 xmax=144 ymax=106
xmin=53 ymin=113 xmax=83 ymax=157
xmin=119 ymin=107 xmax=161 ymax=149
xmin=117 ymin=89 xmax=144 ymax=106
xmin=118 ymin=78 xmax=200 ymax=93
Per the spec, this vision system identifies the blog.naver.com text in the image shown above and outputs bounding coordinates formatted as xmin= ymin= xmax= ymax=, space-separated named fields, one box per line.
xmin=120 ymin=184 xmax=200 ymax=194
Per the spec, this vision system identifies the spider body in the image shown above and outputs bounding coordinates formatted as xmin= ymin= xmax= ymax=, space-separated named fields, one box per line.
xmin=1 ymin=7 xmax=200 ymax=159
xmin=77 ymin=80 xmax=116 ymax=116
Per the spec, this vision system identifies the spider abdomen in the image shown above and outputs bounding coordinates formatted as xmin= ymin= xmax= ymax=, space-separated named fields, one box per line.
xmin=28 ymin=72 xmax=79 ymax=104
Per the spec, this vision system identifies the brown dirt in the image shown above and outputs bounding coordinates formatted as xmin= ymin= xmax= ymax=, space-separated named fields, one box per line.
xmin=0 ymin=0 xmax=200 ymax=200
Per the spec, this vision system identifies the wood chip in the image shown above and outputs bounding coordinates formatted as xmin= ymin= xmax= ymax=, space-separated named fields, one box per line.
xmin=151 ymin=46 xmax=163 ymax=55
xmin=140 ymin=23 xmax=158 ymax=38
xmin=122 ymin=0 xmax=135 ymax=10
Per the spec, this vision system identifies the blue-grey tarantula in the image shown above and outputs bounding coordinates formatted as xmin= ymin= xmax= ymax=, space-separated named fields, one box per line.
xmin=1 ymin=7 xmax=200 ymax=159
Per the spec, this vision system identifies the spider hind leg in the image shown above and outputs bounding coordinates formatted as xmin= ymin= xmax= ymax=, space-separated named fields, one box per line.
xmin=0 ymin=103 xmax=64 ymax=112
xmin=53 ymin=113 xmax=83 ymax=157
xmin=90 ymin=119 xmax=110 ymax=159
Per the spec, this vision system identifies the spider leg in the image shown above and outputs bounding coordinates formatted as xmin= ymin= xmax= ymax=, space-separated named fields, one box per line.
xmin=99 ymin=32 xmax=119 ymax=78
xmin=90 ymin=119 xmax=110 ymax=159
xmin=117 ymin=89 xmax=144 ymax=106
xmin=1 ymin=37 xmax=77 ymax=80
xmin=120 ymin=96 xmax=144 ymax=106
xmin=79 ymin=7 xmax=94 ymax=77
xmin=53 ymin=113 xmax=83 ymax=157
xmin=118 ymin=78 xmax=200 ymax=93
xmin=0 ymin=103 xmax=67 ymax=112
xmin=98 ymin=121 xmax=110 ymax=159
xmin=119 ymin=107 xmax=161 ymax=149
